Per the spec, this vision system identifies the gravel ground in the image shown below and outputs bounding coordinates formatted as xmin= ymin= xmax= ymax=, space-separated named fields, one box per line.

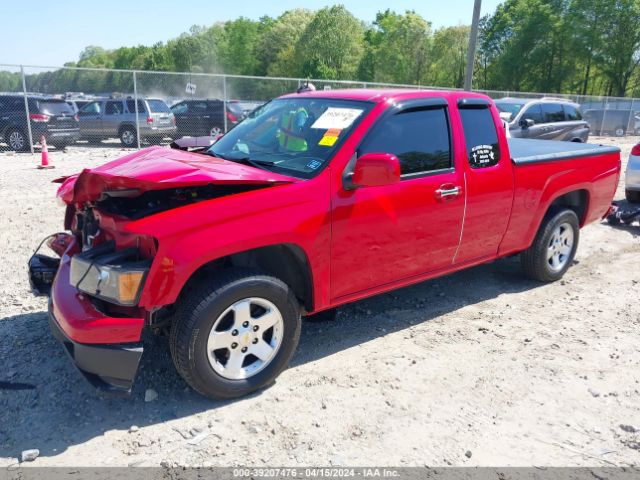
xmin=0 ymin=137 xmax=639 ymax=468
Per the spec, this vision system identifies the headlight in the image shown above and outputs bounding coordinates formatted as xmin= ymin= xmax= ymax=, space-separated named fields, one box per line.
xmin=69 ymin=241 xmax=150 ymax=306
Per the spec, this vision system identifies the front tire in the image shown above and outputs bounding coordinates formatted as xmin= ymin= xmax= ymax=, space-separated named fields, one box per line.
xmin=170 ymin=268 xmax=301 ymax=399
xmin=7 ymin=128 xmax=28 ymax=151
xmin=521 ymin=208 xmax=580 ymax=282
xmin=626 ymin=189 xmax=640 ymax=203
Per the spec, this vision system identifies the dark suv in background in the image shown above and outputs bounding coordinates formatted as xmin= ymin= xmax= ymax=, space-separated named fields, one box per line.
xmin=170 ymin=99 xmax=246 ymax=138
xmin=78 ymin=96 xmax=176 ymax=146
xmin=0 ymin=94 xmax=80 ymax=151
xmin=495 ymin=97 xmax=590 ymax=142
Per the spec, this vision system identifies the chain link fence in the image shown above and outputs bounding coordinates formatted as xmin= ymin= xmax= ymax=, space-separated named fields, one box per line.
xmin=1 ymin=63 xmax=639 ymax=153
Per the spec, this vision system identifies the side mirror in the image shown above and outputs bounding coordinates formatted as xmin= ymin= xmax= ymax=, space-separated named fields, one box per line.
xmin=350 ymin=152 xmax=400 ymax=189
xmin=519 ymin=118 xmax=535 ymax=128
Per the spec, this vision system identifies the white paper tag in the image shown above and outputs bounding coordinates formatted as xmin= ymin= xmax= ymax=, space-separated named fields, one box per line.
xmin=311 ymin=107 xmax=363 ymax=130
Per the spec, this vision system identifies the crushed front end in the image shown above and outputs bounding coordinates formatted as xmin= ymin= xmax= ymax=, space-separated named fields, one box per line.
xmin=32 ymin=197 xmax=157 ymax=395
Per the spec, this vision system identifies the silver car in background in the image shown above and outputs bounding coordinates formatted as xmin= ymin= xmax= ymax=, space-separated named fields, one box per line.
xmin=78 ymin=96 xmax=176 ymax=146
xmin=495 ymin=97 xmax=590 ymax=142
xmin=626 ymin=143 xmax=640 ymax=203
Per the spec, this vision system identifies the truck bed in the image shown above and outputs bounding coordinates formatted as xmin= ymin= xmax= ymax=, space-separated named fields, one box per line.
xmin=509 ymin=138 xmax=620 ymax=165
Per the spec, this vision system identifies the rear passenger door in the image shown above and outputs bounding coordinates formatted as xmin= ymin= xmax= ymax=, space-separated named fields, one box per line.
xmin=103 ymin=100 xmax=125 ymax=136
xmin=540 ymin=103 xmax=567 ymax=139
xmin=330 ymin=99 xmax=465 ymax=299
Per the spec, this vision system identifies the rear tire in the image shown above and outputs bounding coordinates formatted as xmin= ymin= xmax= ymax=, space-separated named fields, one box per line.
xmin=614 ymin=126 xmax=626 ymax=137
xmin=119 ymin=126 xmax=137 ymax=147
xmin=626 ymin=189 xmax=640 ymax=203
xmin=169 ymin=268 xmax=301 ymax=399
xmin=521 ymin=208 xmax=580 ymax=282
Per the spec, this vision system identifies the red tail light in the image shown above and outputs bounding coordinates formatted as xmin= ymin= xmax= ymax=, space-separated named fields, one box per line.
xmin=632 ymin=144 xmax=640 ymax=156
xmin=74 ymin=114 xmax=79 ymax=122
xmin=226 ymin=111 xmax=237 ymax=123
xmin=29 ymin=113 xmax=50 ymax=123
xmin=172 ymin=116 xmax=176 ymax=125
xmin=146 ymin=117 xmax=154 ymax=125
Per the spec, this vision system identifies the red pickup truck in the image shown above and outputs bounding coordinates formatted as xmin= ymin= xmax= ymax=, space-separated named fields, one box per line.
xmin=31 ymin=89 xmax=621 ymax=399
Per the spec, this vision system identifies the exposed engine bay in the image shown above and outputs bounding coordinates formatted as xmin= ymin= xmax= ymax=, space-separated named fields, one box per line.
xmin=94 ymin=184 xmax=269 ymax=220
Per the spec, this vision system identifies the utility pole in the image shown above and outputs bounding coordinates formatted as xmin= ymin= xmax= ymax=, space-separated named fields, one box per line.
xmin=464 ymin=0 xmax=482 ymax=91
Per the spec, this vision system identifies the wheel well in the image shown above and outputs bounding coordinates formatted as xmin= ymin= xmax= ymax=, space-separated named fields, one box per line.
xmin=549 ymin=189 xmax=589 ymax=225
xmin=570 ymin=138 xmax=582 ymax=142
xmin=180 ymin=244 xmax=314 ymax=312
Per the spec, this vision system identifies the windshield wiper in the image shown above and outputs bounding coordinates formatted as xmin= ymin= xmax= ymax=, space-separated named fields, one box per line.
xmin=211 ymin=151 xmax=278 ymax=169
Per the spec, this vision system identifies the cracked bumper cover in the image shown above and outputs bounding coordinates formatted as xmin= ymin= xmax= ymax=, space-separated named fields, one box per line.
xmin=48 ymin=257 xmax=144 ymax=395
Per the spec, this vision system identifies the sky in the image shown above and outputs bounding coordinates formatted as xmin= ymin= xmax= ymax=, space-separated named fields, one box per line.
xmin=1 ymin=0 xmax=503 ymax=68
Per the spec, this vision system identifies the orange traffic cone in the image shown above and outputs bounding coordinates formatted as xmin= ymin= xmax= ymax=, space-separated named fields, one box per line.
xmin=38 ymin=136 xmax=54 ymax=169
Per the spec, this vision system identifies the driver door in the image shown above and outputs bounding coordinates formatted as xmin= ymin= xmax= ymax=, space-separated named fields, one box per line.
xmin=330 ymin=100 xmax=465 ymax=299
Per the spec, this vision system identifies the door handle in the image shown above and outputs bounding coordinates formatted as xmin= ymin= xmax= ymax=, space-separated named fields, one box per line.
xmin=435 ymin=185 xmax=461 ymax=200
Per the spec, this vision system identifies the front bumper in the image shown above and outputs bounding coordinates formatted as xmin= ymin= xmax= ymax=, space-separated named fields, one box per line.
xmin=46 ymin=252 xmax=145 ymax=395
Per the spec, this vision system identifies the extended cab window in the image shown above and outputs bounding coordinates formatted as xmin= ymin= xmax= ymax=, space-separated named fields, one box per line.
xmin=359 ymin=107 xmax=451 ymax=177
xmin=459 ymin=106 xmax=501 ymax=168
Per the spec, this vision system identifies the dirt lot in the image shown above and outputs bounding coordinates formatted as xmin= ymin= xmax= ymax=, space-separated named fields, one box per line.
xmin=0 ymin=137 xmax=639 ymax=468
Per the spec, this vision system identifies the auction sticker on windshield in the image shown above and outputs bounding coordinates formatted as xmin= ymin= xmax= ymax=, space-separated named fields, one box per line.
xmin=311 ymin=108 xmax=363 ymax=130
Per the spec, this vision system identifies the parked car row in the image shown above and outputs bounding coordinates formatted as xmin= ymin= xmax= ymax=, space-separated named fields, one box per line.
xmin=0 ymin=92 xmax=260 ymax=151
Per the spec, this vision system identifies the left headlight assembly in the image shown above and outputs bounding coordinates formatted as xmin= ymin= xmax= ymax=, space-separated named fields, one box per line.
xmin=69 ymin=241 xmax=151 ymax=306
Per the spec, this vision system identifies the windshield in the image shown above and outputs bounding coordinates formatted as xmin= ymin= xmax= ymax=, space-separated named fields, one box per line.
xmin=495 ymin=101 xmax=525 ymax=121
xmin=208 ymin=98 xmax=372 ymax=179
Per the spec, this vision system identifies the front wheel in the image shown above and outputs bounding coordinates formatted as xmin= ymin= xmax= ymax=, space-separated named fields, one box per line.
xmin=170 ymin=268 xmax=301 ymax=399
xmin=7 ymin=128 xmax=28 ymax=151
xmin=521 ymin=209 xmax=580 ymax=282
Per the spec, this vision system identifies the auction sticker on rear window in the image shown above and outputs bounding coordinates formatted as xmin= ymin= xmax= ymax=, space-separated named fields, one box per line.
xmin=469 ymin=144 xmax=498 ymax=168
xmin=311 ymin=108 xmax=363 ymax=130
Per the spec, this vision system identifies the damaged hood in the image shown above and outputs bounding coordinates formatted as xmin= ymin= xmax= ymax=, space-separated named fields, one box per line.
xmin=57 ymin=146 xmax=297 ymax=204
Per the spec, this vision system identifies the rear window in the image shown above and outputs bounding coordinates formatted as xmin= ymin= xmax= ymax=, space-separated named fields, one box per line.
xmin=146 ymin=99 xmax=170 ymax=113
xmin=459 ymin=106 xmax=501 ymax=168
xmin=38 ymin=101 xmax=74 ymax=115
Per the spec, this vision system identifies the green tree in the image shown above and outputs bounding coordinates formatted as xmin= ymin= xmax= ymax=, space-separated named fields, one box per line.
xmin=428 ymin=25 xmax=469 ymax=88
xmin=364 ymin=10 xmax=432 ymax=85
xmin=294 ymin=6 xmax=364 ymax=79
xmin=256 ymin=9 xmax=315 ymax=77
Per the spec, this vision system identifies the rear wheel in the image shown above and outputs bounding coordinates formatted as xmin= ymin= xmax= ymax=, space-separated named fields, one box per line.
xmin=626 ymin=189 xmax=640 ymax=203
xmin=614 ymin=126 xmax=626 ymax=137
xmin=7 ymin=128 xmax=28 ymax=152
xmin=170 ymin=268 xmax=301 ymax=399
xmin=521 ymin=209 xmax=579 ymax=282
xmin=119 ymin=126 xmax=137 ymax=147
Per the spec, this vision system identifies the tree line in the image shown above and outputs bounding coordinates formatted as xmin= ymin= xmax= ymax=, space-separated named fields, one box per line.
xmin=2 ymin=1 xmax=640 ymax=98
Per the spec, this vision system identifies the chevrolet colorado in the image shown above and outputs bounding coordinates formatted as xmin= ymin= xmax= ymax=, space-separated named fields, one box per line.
xmin=31 ymin=89 xmax=621 ymax=399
